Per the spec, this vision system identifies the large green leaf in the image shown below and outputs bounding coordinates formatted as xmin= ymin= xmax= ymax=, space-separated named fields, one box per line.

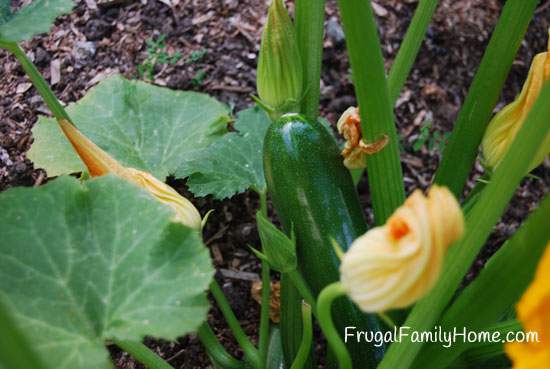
xmin=0 ymin=299 xmax=48 ymax=369
xmin=0 ymin=175 xmax=214 ymax=369
xmin=28 ymin=75 xmax=231 ymax=179
xmin=184 ymin=107 xmax=270 ymax=199
xmin=0 ymin=0 xmax=74 ymax=42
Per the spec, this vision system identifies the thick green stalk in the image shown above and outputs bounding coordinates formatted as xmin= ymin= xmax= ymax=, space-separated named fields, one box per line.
xmin=210 ymin=280 xmax=261 ymax=368
xmin=338 ymin=0 xmax=405 ymax=224
xmin=0 ymin=41 xmax=70 ymax=122
xmin=295 ymin=0 xmax=326 ymax=119
xmin=378 ymin=81 xmax=550 ymax=369
xmin=0 ymin=300 xmax=48 ymax=369
xmin=387 ymin=0 xmax=440 ymax=102
xmin=197 ymin=323 xmax=247 ymax=369
xmin=353 ymin=0 xmax=440 ymax=188
xmin=317 ymin=282 xmax=352 ymax=369
xmin=434 ymin=0 xmax=538 ymax=197
xmin=113 ymin=340 xmax=174 ymax=369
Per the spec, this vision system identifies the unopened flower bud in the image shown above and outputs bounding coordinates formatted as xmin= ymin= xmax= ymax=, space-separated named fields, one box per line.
xmin=256 ymin=0 xmax=303 ymax=117
xmin=253 ymin=211 xmax=297 ymax=273
xmin=482 ymin=31 xmax=550 ymax=172
xmin=58 ymin=119 xmax=202 ymax=229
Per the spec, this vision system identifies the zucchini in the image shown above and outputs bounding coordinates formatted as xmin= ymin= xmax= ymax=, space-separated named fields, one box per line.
xmin=263 ymin=113 xmax=381 ymax=367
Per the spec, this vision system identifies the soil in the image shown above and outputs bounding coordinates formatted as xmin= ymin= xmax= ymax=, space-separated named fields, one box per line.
xmin=0 ymin=0 xmax=549 ymax=368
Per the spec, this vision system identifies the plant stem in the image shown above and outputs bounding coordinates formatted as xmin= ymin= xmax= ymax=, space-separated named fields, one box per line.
xmin=0 ymin=41 xmax=71 ymax=122
xmin=377 ymin=312 xmax=396 ymax=329
xmin=352 ymin=0 xmax=439 ymax=188
xmin=113 ymin=340 xmax=174 ymax=369
xmin=197 ymin=323 xmax=247 ymax=369
xmin=287 ymin=270 xmax=316 ymax=312
xmin=290 ymin=302 xmax=313 ymax=369
xmin=317 ymin=282 xmax=353 ymax=369
xmin=210 ymin=280 xmax=261 ymax=368
xmin=259 ymin=260 xmax=271 ymax=368
xmin=434 ymin=0 xmax=538 ymax=197
xmin=295 ymin=0 xmax=326 ymax=120
xmin=387 ymin=0 xmax=440 ymax=102
xmin=338 ymin=0 xmax=405 ymax=224
xmin=257 ymin=190 xmax=271 ymax=368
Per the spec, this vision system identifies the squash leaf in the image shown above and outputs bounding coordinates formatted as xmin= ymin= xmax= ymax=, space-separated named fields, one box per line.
xmin=0 ymin=175 xmax=214 ymax=369
xmin=0 ymin=0 xmax=74 ymax=42
xmin=28 ymin=75 xmax=231 ymax=179
xmin=184 ymin=107 xmax=270 ymax=199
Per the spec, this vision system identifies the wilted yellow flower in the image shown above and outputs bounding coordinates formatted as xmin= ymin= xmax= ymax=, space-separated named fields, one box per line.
xmin=256 ymin=0 xmax=302 ymax=116
xmin=340 ymin=185 xmax=464 ymax=312
xmin=337 ymin=107 xmax=388 ymax=169
xmin=58 ymin=119 xmax=202 ymax=229
xmin=482 ymin=32 xmax=550 ymax=171
xmin=506 ymin=242 xmax=550 ymax=369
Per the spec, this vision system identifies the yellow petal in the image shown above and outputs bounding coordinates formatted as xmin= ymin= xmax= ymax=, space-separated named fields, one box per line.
xmin=121 ymin=168 xmax=202 ymax=230
xmin=58 ymin=119 xmax=126 ymax=176
xmin=482 ymin=33 xmax=550 ymax=171
xmin=58 ymin=119 xmax=202 ymax=229
xmin=340 ymin=185 xmax=464 ymax=312
xmin=506 ymin=242 xmax=550 ymax=369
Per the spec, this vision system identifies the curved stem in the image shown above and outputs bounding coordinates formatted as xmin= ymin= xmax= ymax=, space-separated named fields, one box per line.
xmin=290 ymin=302 xmax=313 ymax=369
xmin=317 ymin=282 xmax=353 ymax=369
xmin=210 ymin=280 xmax=261 ymax=368
xmin=0 ymin=41 xmax=71 ymax=122
xmin=197 ymin=323 xmax=247 ymax=369
xmin=113 ymin=339 xmax=174 ymax=369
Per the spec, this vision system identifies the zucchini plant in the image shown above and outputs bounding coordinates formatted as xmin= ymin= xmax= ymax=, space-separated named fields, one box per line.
xmin=0 ymin=0 xmax=549 ymax=369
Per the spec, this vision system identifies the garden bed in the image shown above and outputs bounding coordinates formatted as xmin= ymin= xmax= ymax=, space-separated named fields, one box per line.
xmin=0 ymin=0 xmax=548 ymax=367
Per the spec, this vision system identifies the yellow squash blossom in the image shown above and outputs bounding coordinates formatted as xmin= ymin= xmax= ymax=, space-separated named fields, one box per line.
xmin=337 ymin=107 xmax=388 ymax=169
xmin=58 ymin=119 xmax=202 ymax=230
xmin=339 ymin=185 xmax=464 ymax=312
xmin=482 ymin=32 xmax=550 ymax=171
xmin=506 ymin=242 xmax=550 ymax=369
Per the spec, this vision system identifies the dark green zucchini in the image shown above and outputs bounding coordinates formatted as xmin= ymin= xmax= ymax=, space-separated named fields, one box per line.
xmin=263 ymin=113 xmax=381 ymax=368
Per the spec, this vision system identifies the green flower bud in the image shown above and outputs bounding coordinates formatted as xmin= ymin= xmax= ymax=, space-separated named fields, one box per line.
xmin=253 ymin=211 xmax=297 ymax=273
xmin=256 ymin=0 xmax=303 ymax=117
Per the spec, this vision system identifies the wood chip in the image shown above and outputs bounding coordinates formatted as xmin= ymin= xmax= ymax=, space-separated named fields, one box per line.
xmin=372 ymin=2 xmax=389 ymax=17
xmin=50 ymin=59 xmax=61 ymax=85
xmin=85 ymin=0 xmax=98 ymax=10
xmin=16 ymin=83 xmax=32 ymax=94
xmin=219 ymin=268 xmax=259 ymax=281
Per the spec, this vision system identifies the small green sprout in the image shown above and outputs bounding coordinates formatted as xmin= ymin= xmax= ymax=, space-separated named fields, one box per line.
xmin=137 ymin=35 xmax=182 ymax=81
xmin=412 ymin=120 xmax=450 ymax=153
